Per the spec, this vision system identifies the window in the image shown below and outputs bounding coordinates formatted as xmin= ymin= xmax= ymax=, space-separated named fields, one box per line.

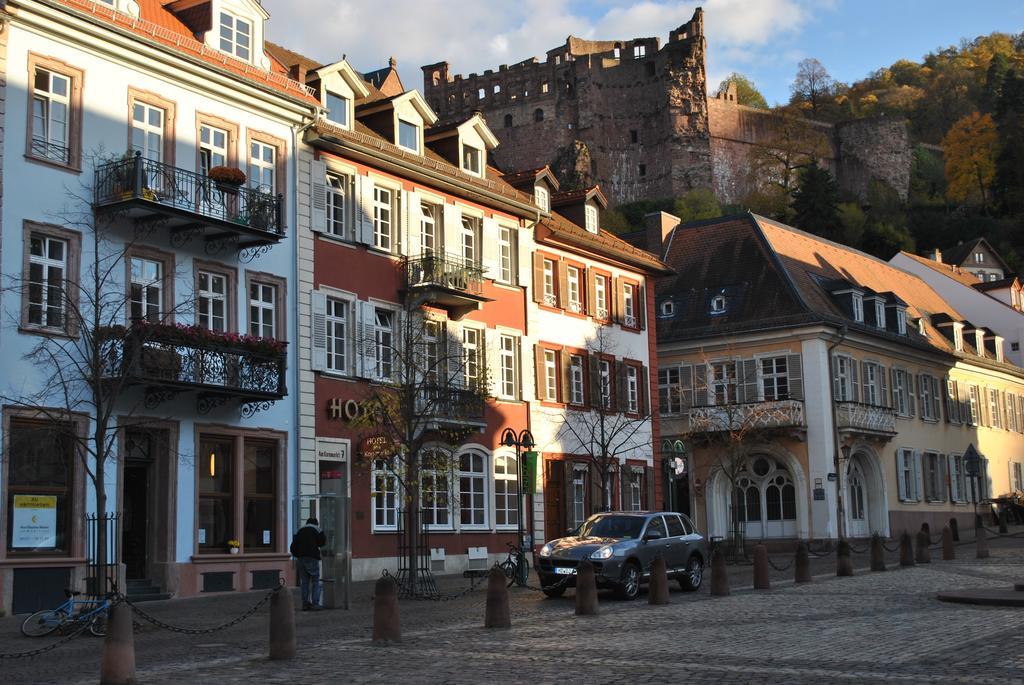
xmin=599 ymin=360 xmax=612 ymax=409
xmin=567 ymin=266 xmax=582 ymax=312
xmin=463 ymin=327 xmax=482 ymax=389
xmin=659 ymin=366 xmax=682 ymax=414
xmin=325 ymin=298 xmax=347 ymax=373
xmin=711 ymin=362 xmax=736 ymax=405
xmin=709 ymin=294 xmax=726 ymax=314
xmin=569 ymin=354 xmax=585 ymax=405
xmin=493 ymin=84 xmax=501 ymax=94
xmin=372 ymin=458 xmax=398 ymax=530
xmin=197 ymin=270 xmax=228 ymax=331
xmin=421 ymin=451 xmax=450 ymax=528
xmin=499 ymin=334 xmax=518 ymax=399
xmin=988 ymin=388 xmax=1002 ymax=428
xmin=541 ymin=81 xmax=549 ymax=94
xmin=896 ymin=309 xmax=907 ymax=335
xmin=129 ymin=256 xmax=163 ymax=323
xmin=542 ymin=259 xmax=556 ymax=306
xmin=397 ymin=119 xmax=420 ymax=153
xmin=953 ymin=326 xmax=964 ymax=352
xmin=460 ymin=215 xmax=480 ymax=265
xmin=923 ymin=451 xmax=944 ymax=502
xmin=833 ymin=355 xmax=854 ymax=402
xmin=31 ymin=68 xmax=71 ymax=163
xmin=968 ymin=385 xmax=980 ymax=425
xmin=534 ymin=108 xmax=544 ymax=122
xmin=761 ymin=357 xmax=789 ymax=401
xmin=949 ymin=454 xmax=966 ymax=503
xmin=633 ymin=45 xmax=646 ymax=58
xmin=1013 ymin=461 xmax=1023 ymax=492
xmin=498 ymin=226 xmax=515 ymax=284
xmin=462 ymin=145 xmax=482 ymax=175
xmin=494 ymin=454 xmax=519 ymax=527
xmin=897 ymin=448 xmax=919 ymax=502
xmin=660 ymin=300 xmax=674 ymax=317
xmin=243 ymin=441 xmax=276 ymax=550
xmin=893 ymin=369 xmax=910 ymax=416
xmin=535 ymin=185 xmax=549 ymax=211
xmin=628 ymin=470 xmax=643 ymax=511
xmin=974 ymin=252 xmax=984 ymax=263
xmin=6 ymin=418 xmax=74 ymax=554
xmin=874 ymin=300 xmax=886 ymax=328
xmin=372 ymin=308 xmax=394 ymax=380
xmin=219 ymin=12 xmax=251 ymax=60
xmin=199 ymin=123 xmax=229 ymax=178
xmin=622 ymin=283 xmax=636 ymax=327
xmin=630 ymin=129 xmax=638 ymax=144
xmin=458 ymin=451 xmax=487 ymax=528
xmin=626 ymin=365 xmax=639 ymax=413
xmin=420 ymin=202 xmax=438 ymax=254
xmin=132 ymin=101 xmax=164 ymax=164
xmin=920 ymin=375 xmax=940 ymax=421
xmin=372 ymin=186 xmax=393 ymax=251
xmin=249 ymin=281 xmax=276 ymax=339
xmin=503 ymin=114 xmax=513 ymax=128
xmin=639 ymin=164 xmax=647 ymax=177
xmin=571 ymin=467 xmax=587 ymax=528
xmin=543 ymin=349 xmax=558 ymax=401
xmin=851 ymin=293 xmax=864 ymax=323
xmin=26 ymin=233 xmax=69 ymax=331
xmin=863 ymin=362 xmax=882 ymax=406
xmin=585 ymin=205 xmax=599 ymax=233
xmin=594 ymin=276 xmax=608 ymax=319
xmin=326 ymin=173 xmax=348 ymax=237
xmin=249 ymin=140 xmax=276 ymax=194
xmin=325 ymin=91 xmax=349 ymax=128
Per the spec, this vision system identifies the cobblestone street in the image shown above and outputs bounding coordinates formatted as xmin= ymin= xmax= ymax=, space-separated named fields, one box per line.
xmin=2 ymin=531 xmax=1022 ymax=684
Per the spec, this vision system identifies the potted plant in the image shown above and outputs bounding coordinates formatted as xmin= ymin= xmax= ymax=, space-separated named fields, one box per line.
xmin=227 ymin=539 xmax=241 ymax=555
xmin=209 ymin=166 xmax=246 ymax=195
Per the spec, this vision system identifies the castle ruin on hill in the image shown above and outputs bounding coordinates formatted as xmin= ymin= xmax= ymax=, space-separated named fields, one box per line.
xmin=422 ymin=9 xmax=911 ymax=207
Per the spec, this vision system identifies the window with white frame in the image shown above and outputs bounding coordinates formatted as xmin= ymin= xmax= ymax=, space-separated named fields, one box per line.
xmin=219 ymin=12 xmax=251 ymax=60
xmin=499 ymin=334 xmax=518 ymax=399
xmin=535 ymin=185 xmax=549 ymax=211
xmin=953 ymin=325 xmax=964 ymax=351
xmin=249 ymin=140 xmax=276 ymax=193
xmin=920 ymin=374 xmax=935 ymax=420
xmin=711 ymin=362 xmax=737 ymax=405
xmin=896 ymin=309 xmax=907 ymax=335
xmin=421 ymin=451 xmax=450 ymax=527
xmin=199 ymin=125 xmax=228 ymax=180
xmin=626 ymin=365 xmax=639 ymax=413
xmin=659 ymin=366 xmax=682 ymax=414
xmin=131 ymin=102 xmax=164 ymax=164
xmin=567 ymin=266 xmax=582 ymax=312
xmin=197 ymin=270 xmax=227 ymax=331
xmin=761 ymin=356 xmax=789 ymax=401
xmin=623 ymin=283 xmax=636 ymax=327
xmin=851 ymin=293 xmax=864 ymax=323
xmin=893 ymin=369 xmax=910 ymax=415
xmin=897 ymin=448 xmax=919 ymax=502
xmin=599 ymin=360 xmax=612 ymax=409
xmin=498 ymin=226 xmax=515 ymax=284
xmin=923 ymin=451 xmax=944 ymax=502
xmin=249 ymin=282 xmax=276 ymax=339
xmin=325 ymin=298 xmax=347 ymax=373
xmin=420 ymin=202 xmax=438 ymax=254
xmin=27 ymin=234 xmax=69 ymax=329
xmin=460 ymin=215 xmax=480 ymax=265
xmin=325 ymin=91 xmax=349 ymax=128
xmin=543 ymin=349 xmax=558 ymax=401
xmin=423 ymin=320 xmax=440 ymax=385
xmin=371 ymin=457 xmax=398 ymax=530
xmin=458 ymin=451 xmax=487 ymax=527
xmin=660 ymin=300 xmax=674 ymax=317
xmin=974 ymin=252 xmax=984 ymax=263
xmin=542 ymin=259 xmax=556 ymax=306
xmin=129 ymin=256 xmax=163 ymax=323
xmin=569 ymin=354 xmax=585 ymax=405
xmin=949 ymin=454 xmax=966 ymax=503
xmin=1010 ymin=393 xmax=1020 ymax=433
xmin=629 ymin=470 xmax=643 ymax=511
xmin=571 ymin=467 xmax=587 ymax=528
xmin=585 ymin=205 xmax=599 ymax=233
xmin=372 ymin=308 xmax=394 ymax=379
xmin=863 ymin=362 xmax=883 ymax=406
xmin=968 ymin=385 xmax=980 ymax=425
xmin=462 ymin=146 xmax=482 ymax=175
xmin=397 ymin=119 xmax=420 ymax=153
xmin=833 ymin=355 xmax=854 ymax=402
xmin=874 ymin=300 xmax=886 ymax=328
xmin=634 ymin=44 xmax=646 ymax=58
xmin=32 ymin=68 xmax=71 ymax=163
xmin=989 ymin=388 xmax=1002 ymax=429
xmin=326 ymin=173 xmax=348 ymax=237
xmin=372 ymin=186 xmax=393 ymax=251
xmin=709 ymin=294 xmax=726 ymax=314
xmin=462 ymin=327 xmax=482 ymax=389
xmin=1013 ymin=462 xmax=1023 ymax=492
xmin=494 ymin=454 xmax=519 ymax=527
xmin=594 ymin=275 xmax=608 ymax=318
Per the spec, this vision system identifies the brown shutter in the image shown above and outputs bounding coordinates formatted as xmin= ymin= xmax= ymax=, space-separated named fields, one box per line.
xmin=532 ymin=252 xmax=545 ymax=304
xmin=589 ymin=461 xmax=602 ymax=514
xmin=640 ymin=364 xmax=649 ymax=415
xmin=622 ymin=469 xmax=633 ymax=511
xmin=559 ymin=350 xmax=571 ymax=403
xmin=563 ymin=460 xmax=574 ymax=530
xmin=645 ymin=466 xmax=656 ymax=510
xmin=588 ymin=355 xmax=602 ymax=407
xmin=611 ymin=276 xmax=622 ymax=323
xmin=637 ymin=282 xmax=647 ymax=330
xmin=615 ymin=360 xmax=627 ymax=411
xmin=556 ymin=260 xmax=569 ymax=309
xmin=586 ymin=269 xmax=597 ymax=316
xmin=534 ymin=343 xmax=545 ymax=400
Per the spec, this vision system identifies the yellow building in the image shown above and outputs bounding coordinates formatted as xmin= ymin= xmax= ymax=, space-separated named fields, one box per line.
xmin=648 ymin=213 xmax=1024 ymax=542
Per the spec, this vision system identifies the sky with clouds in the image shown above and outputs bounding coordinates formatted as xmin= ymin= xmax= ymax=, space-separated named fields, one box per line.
xmin=263 ymin=0 xmax=1023 ymax=106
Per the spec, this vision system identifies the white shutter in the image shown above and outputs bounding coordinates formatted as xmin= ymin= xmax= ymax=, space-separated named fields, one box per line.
xmin=406 ymin=189 xmax=420 ymax=255
xmin=896 ymin=450 xmax=908 ymax=501
xmin=481 ymin=216 xmax=499 ymax=279
xmin=912 ymin=450 xmax=923 ymax=501
xmin=356 ymin=176 xmax=374 ymax=245
xmin=357 ymin=300 xmax=377 ymax=378
xmin=938 ymin=454 xmax=948 ymax=502
xmin=485 ymin=327 xmax=500 ymax=396
xmin=443 ymin=203 xmax=461 ymax=259
xmin=310 ymin=159 xmax=328 ymax=233
xmin=311 ymin=290 xmax=327 ymax=372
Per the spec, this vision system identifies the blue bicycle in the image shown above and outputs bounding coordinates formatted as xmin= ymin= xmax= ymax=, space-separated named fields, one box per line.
xmin=21 ymin=589 xmax=113 ymax=638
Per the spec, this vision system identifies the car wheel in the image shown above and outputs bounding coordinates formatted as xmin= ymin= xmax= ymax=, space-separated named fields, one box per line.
xmin=679 ymin=555 xmax=703 ymax=591
xmin=542 ymin=580 xmax=567 ymax=598
xmin=616 ymin=562 xmax=641 ymax=600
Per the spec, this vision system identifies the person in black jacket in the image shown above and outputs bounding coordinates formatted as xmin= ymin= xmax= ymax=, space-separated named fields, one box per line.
xmin=290 ymin=517 xmax=327 ymax=610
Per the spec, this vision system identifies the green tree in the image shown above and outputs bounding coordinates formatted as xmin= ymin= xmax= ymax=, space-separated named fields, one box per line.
xmin=995 ymin=69 xmax=1024 ymax=214
xmin=673 ymin=188 xmax=722 ymax=223
xmin=836 ymin=202 xmax=868 ymax=247
xmin=942 ymin=111 xmax=998 ymax=208
xmin=717 ymin=73 xmax=768 ymax=109
xmin=791 ymin=162 xmax=840 ymax=238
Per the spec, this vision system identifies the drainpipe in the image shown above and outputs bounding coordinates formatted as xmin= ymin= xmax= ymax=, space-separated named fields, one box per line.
xmin=826 ymin=324 xmax=849 ymax=541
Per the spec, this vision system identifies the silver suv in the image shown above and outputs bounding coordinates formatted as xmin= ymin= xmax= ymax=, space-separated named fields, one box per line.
xmin=535 ymin=511 xmax=705 ymax=600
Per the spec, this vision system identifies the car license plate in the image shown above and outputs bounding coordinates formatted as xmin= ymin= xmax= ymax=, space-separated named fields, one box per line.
xmin=555 ymin=566 xmax=576 ymax=575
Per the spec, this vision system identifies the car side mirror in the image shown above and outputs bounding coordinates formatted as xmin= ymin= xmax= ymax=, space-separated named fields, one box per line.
xmin=643 ymin=529 xmax=663 ymax=542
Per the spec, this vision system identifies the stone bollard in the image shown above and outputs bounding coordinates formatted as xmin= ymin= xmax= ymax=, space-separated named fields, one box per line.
xmin=372 ymin=575 xmax=401 ymax=644
xmin=268 ymin=586 xmax=296 ymax=660
xmin=915 ymin=530 xmax=931 ymax=564
xmin=99 ymin=603 xmax=136 ymax=685
xmin=710 ymin=548 xmax=730 ymax=597
xmin=794 ymin=541 xmax=812 ymax=583
xmin=484 ymin=565 xmax=511 ymax=628
xmin=836 ymin=539 xmax=854 ymax=577
xmin=870 ymin=533 xmax=886 ymax=572
xmin=575 ymin=560 xmax=599 ymax=616
xmin=949 ymin=517 xmax=960 ymax=542
xmin=999 ymin=509 xmax=1009 ymax=534
xmin=976 ymin=526 xmax=990 ymax=559
xmin=920 ymin=522 xmax=931 ymax=537
xmin=941 ymin=526 xmax=955 ymax=561
xmin=753 ymin=544 xmax=770 ymax=590
xmin=648 ymin=556 xmax=670 ymax=605
xmin=975 ymin=513 xmax=984 ymax=530
xmin=899 ymin=531 xmax=915 ymax=567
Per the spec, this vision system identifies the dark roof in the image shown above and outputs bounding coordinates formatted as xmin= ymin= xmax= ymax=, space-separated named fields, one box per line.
xmin=265 ymin=41 xmax=323 ymax=74
xmin=973 ymin=276 xmax=1020 ymax=292
xmin=501 ymin=166 xmax=561 ymax=192
xmin=941 ymin=237 xmax=1011 ymax=273
xmin=537 ymin=212 xmax=670 ymax=275
xmin=552 ymin=185 xmax=609 ymax=209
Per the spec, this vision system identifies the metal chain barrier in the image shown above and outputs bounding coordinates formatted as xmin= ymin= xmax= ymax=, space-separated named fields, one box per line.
xmin=765 ymin=554 xmax=794 ymax=572
xmin=120 ymin=584 xmax=279 ymax=635
xmin=521 ymin=571 xmax=575 ymax=594
xmin=0 ymin=606 xmax=99 ymax=660
xmin=881 ymin=540 xmax=902 ymax=553
xmin=846 ymin=541 xmax=869 ymax=554
xmin=806 ymin=542 xmax=834 ymax=558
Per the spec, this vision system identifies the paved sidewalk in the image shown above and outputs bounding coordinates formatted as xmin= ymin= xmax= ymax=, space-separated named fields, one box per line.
xmin=0 ymin=527 xmax=1020 ymax=684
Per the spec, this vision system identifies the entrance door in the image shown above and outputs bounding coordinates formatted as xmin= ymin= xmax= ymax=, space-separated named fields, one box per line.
xmin=847 ymin=460 xmax=869 ymax=537
xmin=122 ymin=463 xmax=150 ymax=579
xmin=543 ymin=459 xmax=564 ymax=543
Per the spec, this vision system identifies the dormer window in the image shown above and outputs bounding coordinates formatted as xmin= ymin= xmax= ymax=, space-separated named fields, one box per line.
xmin=851 ymin=293 xmax=864 ymax=323
xmin=974 ymin=252 xmax=984 ymax=263
xmin=219 ymin=12 xmax=252 ymax=61
xmin=326 ymin=91 xmax=350 ymax=128
xmin=585 ymin=205 xmax=598 ymax=233
xmin=710 ymin=294 xmax=727 ymax=315
xmin=917 ymin=318 xmax=926 ymax=336
xmin=975 ymin=331 xmax=985 ymax=354
xmin=953 ymin=325 xmax=964 ymax=352
xmin=398 ymin=119 xmax=420 ymax=153
xmin=874 ymin=300 xmax=886 ymax=329
xmin=896 ymin=309 xmax=907 ymax=335
xmin=462 ymin=145 xmax=483 ymax=175
xmin=660 ymin=300 xmax=674 ymax=317
xmin=535 ymin=185 xmax=549 ymax=212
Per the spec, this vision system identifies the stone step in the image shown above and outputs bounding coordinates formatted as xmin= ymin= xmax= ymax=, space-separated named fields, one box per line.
xmin=937 ymin=589 xmax=1024 ymax=607
xmin=125 ymin=592 xmax=171 ymax=603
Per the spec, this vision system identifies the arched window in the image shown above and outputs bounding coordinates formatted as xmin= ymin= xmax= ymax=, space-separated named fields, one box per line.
xmin=710 ymin=294 xmax=727 ymax=314
xmin=494 ymin=453 xmax=519 ymax=527
xmin=534 ymin=108 xmax=544 ymax=122
xmin=503 ymin=113 xmax=513 ymax=128
xmin=458 ymin=450 xmax=487 ymax=528
xmin=660 ymin=300 xmax=674 ymax=317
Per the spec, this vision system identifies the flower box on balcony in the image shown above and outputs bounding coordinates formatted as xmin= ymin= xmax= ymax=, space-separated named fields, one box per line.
xmin=140 ymin=346 xmax=181 ymax=381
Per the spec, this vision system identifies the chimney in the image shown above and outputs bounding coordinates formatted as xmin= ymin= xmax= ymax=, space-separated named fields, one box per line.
xmin=644 ymin=211 xmax=680 ymax=256
xmin=932 ymin=248 xmax=942 ymax=263
xmin=288 ymin=63 xmax=308 ymax=84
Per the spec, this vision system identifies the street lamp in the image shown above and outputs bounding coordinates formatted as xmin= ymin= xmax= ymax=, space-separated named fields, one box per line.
xmin=501 ymin=427 xmax=534 ymax=587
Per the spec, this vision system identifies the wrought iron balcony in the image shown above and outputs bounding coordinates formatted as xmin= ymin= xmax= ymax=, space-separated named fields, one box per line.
xmin=93 ymin=153 xmax=284 ymax=258
xmin=401 ymin=252 xmax=490 ymax=319
xmin=416 ymin=384 xmax=486 ymax=427
xmin=835 ymin=401 xmax=897 ymax=437
xmin=101 ymin=323 xmax=287 ymax=416
xmin=686 ymin=400 xmax=806 ymax=434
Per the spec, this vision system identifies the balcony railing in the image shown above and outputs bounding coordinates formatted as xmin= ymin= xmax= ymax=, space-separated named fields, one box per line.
xmin=835 ymin=401 xmax=897 ymax=435
xmin=403 ymin=252 xmax=485 ymax=295
xmin=93 ymin=153 xmax=284 ymax=245
xmin=416 ymin=384 xmax=486 ymax=425
xmin=101 ymin=323 xmax=287 ymax=414
xmin=686 ymin=399 xmax=806 ymax=433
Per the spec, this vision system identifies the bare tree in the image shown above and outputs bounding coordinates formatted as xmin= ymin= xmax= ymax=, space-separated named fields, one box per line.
xmin=790 ymin=58 xmax=835 ymax=116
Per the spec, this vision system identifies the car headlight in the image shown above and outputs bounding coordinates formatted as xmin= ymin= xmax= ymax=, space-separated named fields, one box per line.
xmin=591 ymin=545 xmax=614 ymax=560
xmin=539 ymin=542 xmax=555 ymax=557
